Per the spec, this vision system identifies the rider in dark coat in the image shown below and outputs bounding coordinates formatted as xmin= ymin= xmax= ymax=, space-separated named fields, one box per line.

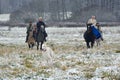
xmin=36 ymin=17 xmax=47 ymax=41
xmin=36 ymin=17 xmax=47 ymax=50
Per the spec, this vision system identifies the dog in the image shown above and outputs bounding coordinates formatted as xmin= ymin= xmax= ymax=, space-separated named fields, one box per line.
xmin=41 ymin=44 xmax=55 ymax=66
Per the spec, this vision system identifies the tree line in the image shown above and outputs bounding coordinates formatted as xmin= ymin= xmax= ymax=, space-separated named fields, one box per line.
xmin=7 ymin=0 xmax=120 ymax=24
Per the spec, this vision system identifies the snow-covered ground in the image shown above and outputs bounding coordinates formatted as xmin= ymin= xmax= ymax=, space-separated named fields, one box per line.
xmin=0 ymin=26 xmax=120 ymax=80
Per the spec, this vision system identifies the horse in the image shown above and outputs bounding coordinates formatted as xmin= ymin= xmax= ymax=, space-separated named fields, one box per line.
xmin=95 ymin=23 xmax=103 ymax=46
xmin=27 ymin=31 xmax=35 ymax=49
xmin=83 ymin=27 xmax=96 ymax=48
xmin=42 ymin=44 xmax=55 ymax=66
xmin=95 ymin=35 xmax=103 ymax=46
xmin=36 ymin=27 xmax=47 ymax=50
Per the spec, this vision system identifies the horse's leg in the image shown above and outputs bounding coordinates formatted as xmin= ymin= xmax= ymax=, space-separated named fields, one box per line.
xmin=98 ymin=42 xmax=100 ymax=46
xmin=40 ymin=41 xmax=43 ymax=50
xmin=97 ymin=40 xmax=100 ymax=46
xmin=91 ymin=42 xmax=93 ymax=48
xmin=37 ymin=42 xmax=39 ymax=50
xmin=28 ymin=44 xmax=30 ymax=48
xmin=87 ymin=41 xmax=90 ymax=48
xmin=96 ymin=39 xmax=100 ymax=46
xmin=91 ymin=41 xmax=94 ymax=48
xmin=95 ymin=39 xmax=98 ymax=46
xmin=31 ymin=43 xmax=33 ymax=49
xmin=97 ymin=42 xmax=99 ymax=47
xmin=30 ymin=44 xmax=33 ymax=49
xmin=32 ymin=43 xmax=34 ymax=49
xmin=31 ymin=42 xmax=35 ymax=49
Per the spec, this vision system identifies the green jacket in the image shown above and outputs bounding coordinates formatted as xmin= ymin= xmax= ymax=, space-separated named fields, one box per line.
xmin=26 ymin=25 xmax=33 ymax=34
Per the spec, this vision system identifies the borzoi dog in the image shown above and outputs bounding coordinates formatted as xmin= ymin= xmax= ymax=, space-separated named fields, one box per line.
xmin=41 ymin=44 xmax=55 ymax=66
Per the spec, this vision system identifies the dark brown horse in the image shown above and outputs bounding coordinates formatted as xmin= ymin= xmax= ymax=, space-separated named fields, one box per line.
xmin=83 ymin=26 xmax=96 ymax=48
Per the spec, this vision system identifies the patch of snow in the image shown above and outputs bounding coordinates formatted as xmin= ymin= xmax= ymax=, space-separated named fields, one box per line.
xmin=94 ymin=66 xmax=120 ymax=78
xmin=0 ymin=14 xmax=10 ymax=21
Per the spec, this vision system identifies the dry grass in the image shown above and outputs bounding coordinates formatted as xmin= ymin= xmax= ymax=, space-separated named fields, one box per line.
xmin=84 ymin=72 xmax=94 ymax=79
xmin=47 ymin=42 xmax=85 ymax=54
xmin=0 ymin=44 xmax=26 ymax=54
xmin=0 ymin=40 xmax=120 ymax=79
xmin=0 ymin=44 xmax=16 ymax=54
xmin=0 ymin=44 xmax=42 ymax=55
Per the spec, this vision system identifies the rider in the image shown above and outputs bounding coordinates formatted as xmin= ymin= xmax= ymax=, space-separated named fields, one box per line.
xmin=87 ymin=16 xmax=97 ymax=30
xmin=25 ymin=21 xmax=33 ymax=42
xmin=36 ymin=17 xmax=47 ymax=50
xmin=87 ymin=16 xmax=97 ymax=26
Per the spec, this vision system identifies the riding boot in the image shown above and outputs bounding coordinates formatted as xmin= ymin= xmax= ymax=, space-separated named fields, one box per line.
xmin=25 ymin=34 xmax=29 ymax=42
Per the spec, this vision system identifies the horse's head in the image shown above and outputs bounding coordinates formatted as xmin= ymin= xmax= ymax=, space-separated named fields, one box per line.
xmin=86 ymin=23 xmax=92 ymax=27
xmin=87 ymin=27 xmax=92 ymax=33
xmin=86 ymin=23 xmax=93 ymax=33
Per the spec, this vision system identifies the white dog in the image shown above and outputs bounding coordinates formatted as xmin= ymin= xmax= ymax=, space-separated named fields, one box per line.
xmin=42 ymin=44 xmax=55 ymax=66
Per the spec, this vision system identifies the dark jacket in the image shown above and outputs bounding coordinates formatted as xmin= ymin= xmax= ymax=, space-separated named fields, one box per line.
xmin=37 ymin=21 xmax=45 ymax=32
xmin=26 ymin=25 xmax=33 ymax=34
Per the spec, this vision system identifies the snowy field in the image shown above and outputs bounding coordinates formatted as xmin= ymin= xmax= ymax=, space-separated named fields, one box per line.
xmin=0 ymin=26 xmax=120 ymax=80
